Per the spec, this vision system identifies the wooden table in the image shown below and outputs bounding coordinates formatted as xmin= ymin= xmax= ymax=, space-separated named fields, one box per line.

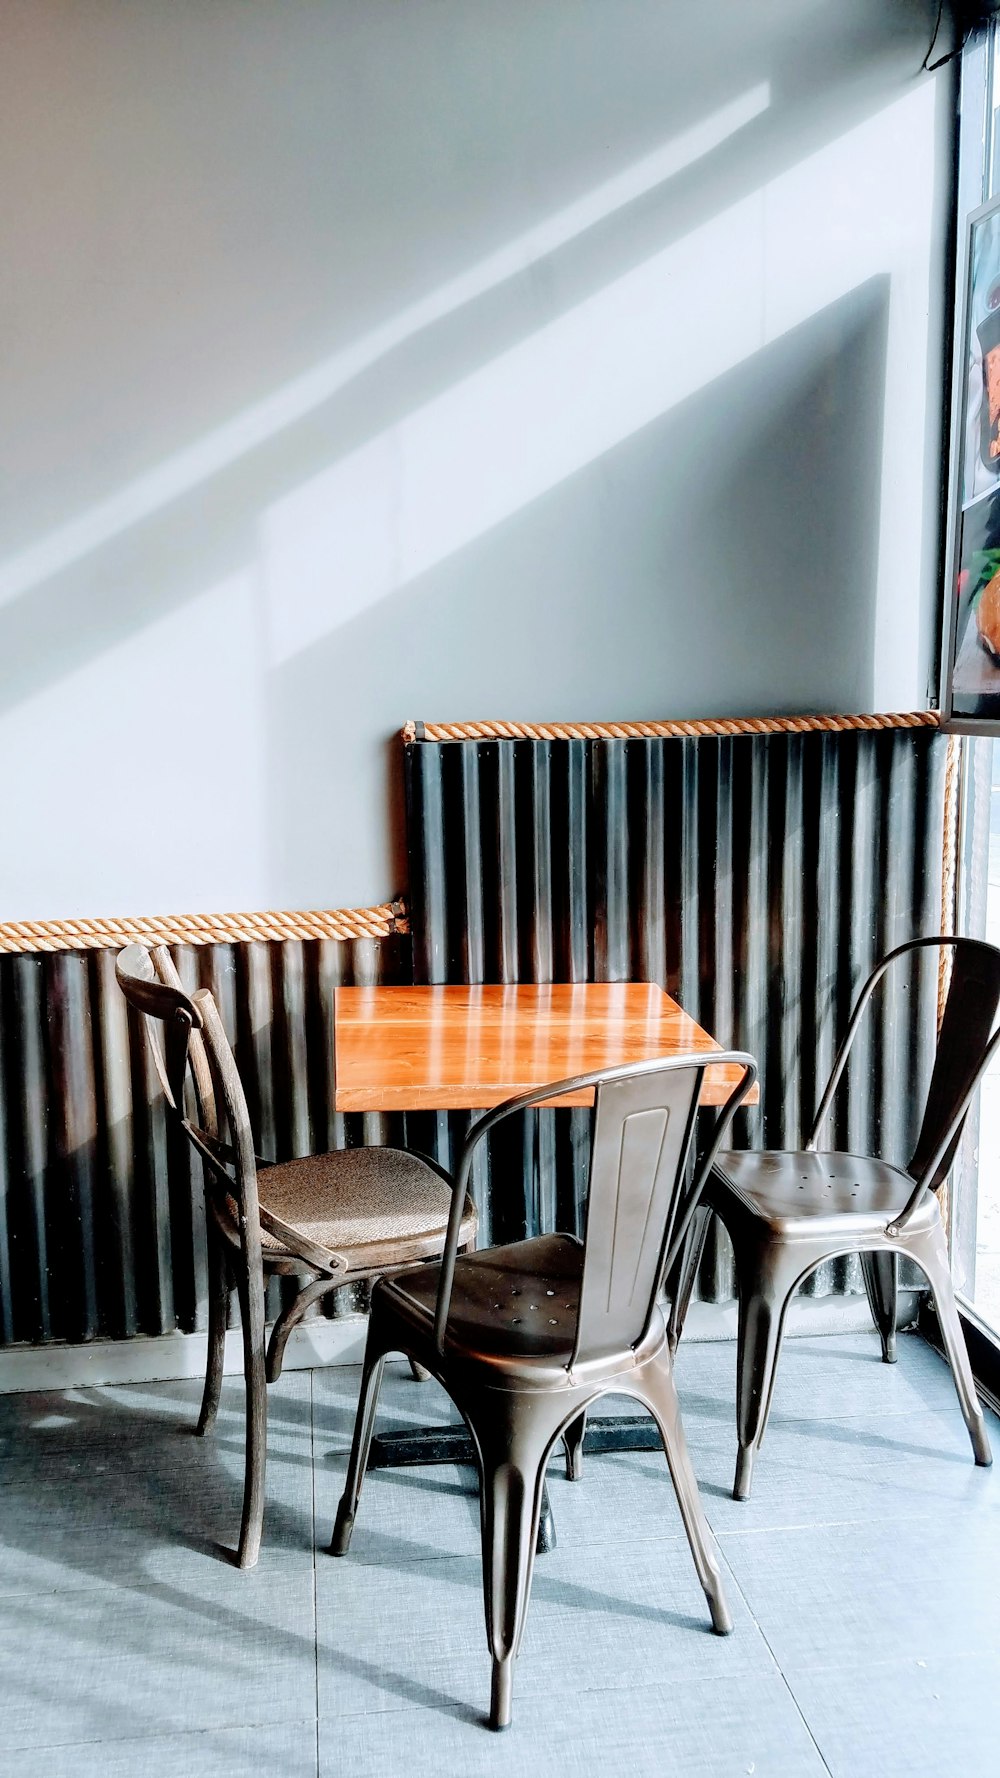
xmin=333 ymin=981 xmax=756 ymax=1111
xmin=332 ymin=981 xmax=752 ymax=1539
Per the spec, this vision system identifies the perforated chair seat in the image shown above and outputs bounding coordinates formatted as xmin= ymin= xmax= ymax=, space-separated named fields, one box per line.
xmin=709 ymin=1150 xmax=939 ymax=1239
xmin=256 ymin=1146 xmax=475 ymax=1271
xmin=668 ymin=937 xmax=999 ymax=1507
xmin=379 ymin=1233 xmax=668 ymax=1387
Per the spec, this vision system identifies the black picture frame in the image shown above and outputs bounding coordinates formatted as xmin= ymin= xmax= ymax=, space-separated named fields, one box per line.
xmin=941 ymin=189 xmax=1000 ymax=728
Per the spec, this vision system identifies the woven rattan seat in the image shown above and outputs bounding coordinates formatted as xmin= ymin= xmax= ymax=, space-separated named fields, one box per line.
xmin=256 ymin=1147 xmax=474 ymax=1267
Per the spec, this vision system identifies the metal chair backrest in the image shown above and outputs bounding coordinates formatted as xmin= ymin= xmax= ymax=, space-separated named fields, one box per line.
xmin=806 ymin=935 xmax=1000 ymax=1228
xmin=433 ymin=1050 xmax=757 ymax=1359
xmin=911 ymin=939 xmax=1000 ymax=1189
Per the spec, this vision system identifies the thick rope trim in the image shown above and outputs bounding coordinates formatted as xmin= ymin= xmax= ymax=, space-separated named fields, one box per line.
xmin=941 ymin=735 xmax=962 ymax=946
xmin=0 ymin=900 xmax=409 ymax=957
xmin=936 ymin=732 xmax=964 ymax=1231
xmin=402 ymin=711 xmax=941 ymax=743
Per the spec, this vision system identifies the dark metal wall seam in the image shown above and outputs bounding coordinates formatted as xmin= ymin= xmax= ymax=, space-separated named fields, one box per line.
xmin=0 ymin=729 xmax=951 ymax=1346
xmin=0 ymin=933 xmax=409 ymax=1347
xmin=402 ymin=727 xmax=948 ymax=1306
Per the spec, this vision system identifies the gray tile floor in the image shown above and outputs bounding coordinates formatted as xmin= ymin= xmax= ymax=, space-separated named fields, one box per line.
xmin=1 ymin=1330 xmax=998 ymax=1776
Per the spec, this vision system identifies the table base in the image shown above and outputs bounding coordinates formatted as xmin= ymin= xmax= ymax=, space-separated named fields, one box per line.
xmin=366 ymin=1415 xmax=663 ymax=1554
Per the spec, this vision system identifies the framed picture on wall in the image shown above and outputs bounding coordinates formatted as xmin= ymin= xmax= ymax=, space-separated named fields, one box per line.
xmin=942 ymin=191 xmax=1000 ymax=726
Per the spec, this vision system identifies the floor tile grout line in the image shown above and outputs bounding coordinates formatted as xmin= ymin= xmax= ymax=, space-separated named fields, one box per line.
xmin=0 ymin=1719 xmax=322 ymax=1758
xmin=717 ymin=1541 xmax=836 ymax=1777
xmin=712 ymin=1505 xmax=973 ymax=1542
xmin=2 ymin=1348 xmax=990 ymax=1770
xmin=682 ymin=1402 xmax=977 ymax=1430
xmin=310 ymin=1409 xmax=995 ymax=1462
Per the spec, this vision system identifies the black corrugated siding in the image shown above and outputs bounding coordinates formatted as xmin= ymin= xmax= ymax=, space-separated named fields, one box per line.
xmin=0 ymin=935 xmax=409 ymax=1347
xmin=404 ymin=728 xmax=948 ymax=1300
xmin=0 ymin=725 xmax=949 ymax=1349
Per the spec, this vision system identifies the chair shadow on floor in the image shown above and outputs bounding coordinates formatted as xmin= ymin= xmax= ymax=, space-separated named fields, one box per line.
xmin=2 ymin=1377 xmax=498 ymax=1729
xmin=2 ymin=1369 xmax=717 ymax=1737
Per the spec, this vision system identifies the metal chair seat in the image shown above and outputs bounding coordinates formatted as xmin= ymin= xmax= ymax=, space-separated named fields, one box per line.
xmin=379 ymin=1235 xmax=582 ymax=1371
xmin=377 ymin=1234 xmax=663 ymax=1387
xmin=709 ymin=1150 xmax=939 ymax=1239
xmin=668 ymin=937 xmax=1000 ymax=1504
xmin=253 ymin=1146 xmax=475 ymax=1273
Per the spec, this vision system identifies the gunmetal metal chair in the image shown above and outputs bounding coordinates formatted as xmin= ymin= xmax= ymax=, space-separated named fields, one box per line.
xmin=331 ymin=1049 xmax=757 ymax=1730
xmin=668 ymin=936 xmax=1000 ymax=1501
xmin=115 ymin=942 xmax=475 ymax=1568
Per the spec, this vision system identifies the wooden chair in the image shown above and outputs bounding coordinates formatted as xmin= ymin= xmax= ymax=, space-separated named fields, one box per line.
xmin=115 ymin=942 xmax=475 ymax=1568
xmin=331 ymin=1049 xmax=757 ymax=1729
xmin=668 ymin=936 xmax=999 ymax=1500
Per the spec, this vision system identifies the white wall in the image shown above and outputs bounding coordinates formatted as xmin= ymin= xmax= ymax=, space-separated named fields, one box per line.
xmin=0 ymin=0 xmax=948 ymax=917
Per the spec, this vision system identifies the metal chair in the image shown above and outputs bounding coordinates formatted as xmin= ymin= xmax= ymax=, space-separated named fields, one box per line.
xmin=115 ymin=942 xmax=475 ymax=1568
xmin=668 ymin=936 xmax=999 ymax=1501
xmin=331 ymin=1048 xmax=757 ymax=1730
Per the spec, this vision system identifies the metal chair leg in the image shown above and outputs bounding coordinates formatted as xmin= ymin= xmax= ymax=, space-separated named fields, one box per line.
xmin=562 ymin=1410 xmax=587 ymax=1480
xmin=861 ymin=1249 xmax=898 ymax=1363
xmin=196 ymin=1226 xmax=229 ymax=1438
xmin=469 ymin=1406 xmax=551 ymax=1731
xmin=910 ymin=1229 xmax=993 ymax=1467
xmin=667 ymin=1204 xmax=712 ymax=1353
xmin=631 ymin=1351 xmax=732 ymax=1634
xmin=235 ymin=1264 xmax=268 ymax=1569
xmin=733 ymin=1242 xmax=798 ymax=1500
xmin=331 ymin=1347 xmax=388 ymax=1555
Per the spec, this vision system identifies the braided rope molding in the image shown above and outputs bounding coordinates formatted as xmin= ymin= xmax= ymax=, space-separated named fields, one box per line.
xmin=0 ymin=900 xmax=409 ymax=957
xmin=402 ymin=711 xmax=941 ymax=743
xmin=941 ymin=734 xmax=962 ymax=942
xmin=937 ymin=731 xmax=963 ymax=1026
xmin=935 ymin=732 xmax=965 ymax=1232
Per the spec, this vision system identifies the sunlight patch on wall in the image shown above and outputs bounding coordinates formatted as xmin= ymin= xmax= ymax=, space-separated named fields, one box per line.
xmin=0 ymin=574 xmax=266 ymax=919
xmin=262 ymin=81 xmax=937 ymax=714
xmin=0 ymin=84 xmax=769 ymax=611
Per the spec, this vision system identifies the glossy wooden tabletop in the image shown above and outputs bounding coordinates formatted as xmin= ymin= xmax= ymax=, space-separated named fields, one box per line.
xmin=333 ymin=982 xmax=757 ymax=1112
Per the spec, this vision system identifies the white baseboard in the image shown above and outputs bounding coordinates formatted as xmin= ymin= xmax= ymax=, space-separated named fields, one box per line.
xmin=678 ymin=1290 xmax=919 ymax=1344
xmin=0 ymin=1291 xmax=916 ymax=1395
xmin=0 ymin=1315 xmax=369 ymax=1395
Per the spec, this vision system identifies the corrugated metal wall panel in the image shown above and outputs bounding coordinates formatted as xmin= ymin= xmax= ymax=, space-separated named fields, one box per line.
xmin=0 ymin=725 xmax=949 ymax=1349
xmin=0 ymin=935 xmax=409 ymax=1348
xmin=404 ymin=727 xmax=948 ymax=1300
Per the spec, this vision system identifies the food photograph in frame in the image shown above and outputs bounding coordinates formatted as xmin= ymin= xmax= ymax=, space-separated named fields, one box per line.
xmin=945 ymin=191 xmax=1000 ymax=723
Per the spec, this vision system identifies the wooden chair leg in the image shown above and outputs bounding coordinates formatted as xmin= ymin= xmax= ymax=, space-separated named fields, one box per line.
xmin=469 ymin=1404 xmax=553 ymax=1731
xmin=667 ymin=1204 xmax=712 ymax=1353
xmin=909 ymin=1228 xmax=992 ymax=1467
xmin=861 ymin=1249 xmax=898 ymax=1363
xmin=196 ymin=1225 xmax=229 ymax=1438
xmin=631 ymin=1351 xmax=731 ymax=1634
xmin=266 ymin=1276 xmax=340 ymax=1383
xmin=331 ymin=1345 xmax=387 ymax=1555
xmin=235 ymin=1264 xmax=268 ymax=1569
